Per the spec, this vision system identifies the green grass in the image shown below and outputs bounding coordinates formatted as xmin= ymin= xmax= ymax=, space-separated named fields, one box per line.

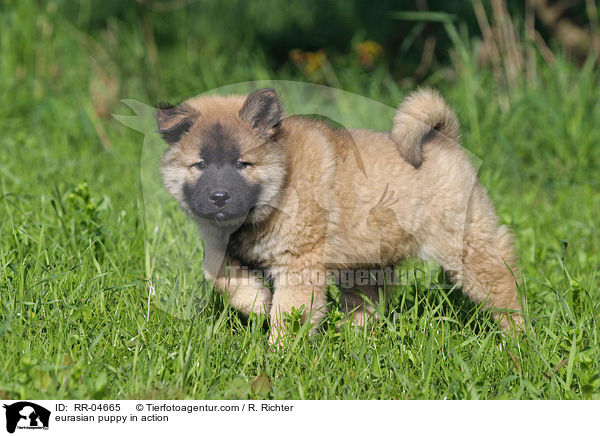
xmin=1 ymin=1 xmax=599 ymax=400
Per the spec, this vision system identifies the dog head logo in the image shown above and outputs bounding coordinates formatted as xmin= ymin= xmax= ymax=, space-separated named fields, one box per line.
xmin=2 ymin=402 xmax=50 ymax=433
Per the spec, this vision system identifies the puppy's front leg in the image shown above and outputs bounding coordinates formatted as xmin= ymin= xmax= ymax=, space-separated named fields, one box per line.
xmin=205 ymin=256 xmax=272 ymax=316
xmin=268 ymin=265 xmax=329 ymax=345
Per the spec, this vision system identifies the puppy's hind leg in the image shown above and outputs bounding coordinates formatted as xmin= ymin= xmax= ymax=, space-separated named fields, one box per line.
xmin=459 ymin=219 xmax=523 ymax=331
xmin=338 ymin=270 xmax=382 ymax=327
xmin=423 ymin=186 xmax=523 ymax=331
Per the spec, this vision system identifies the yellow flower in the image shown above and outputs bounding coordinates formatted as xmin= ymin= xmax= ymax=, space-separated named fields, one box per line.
xmin=289 ymin=49 xmax=327 ymax=76
xmin=356 ymin=40 xmax=383 ymax=68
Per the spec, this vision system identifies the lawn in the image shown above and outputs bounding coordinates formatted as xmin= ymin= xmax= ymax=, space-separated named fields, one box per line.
xmin=1 ymin=1 xmax=599 ymax=399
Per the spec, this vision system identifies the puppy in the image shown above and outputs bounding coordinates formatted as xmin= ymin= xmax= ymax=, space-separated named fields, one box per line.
xmin=157 ymin=88 xmax=523 ymax=343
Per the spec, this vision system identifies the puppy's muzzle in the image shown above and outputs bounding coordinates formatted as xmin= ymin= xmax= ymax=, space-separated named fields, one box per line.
xmin=209 ymin=190 xmax=230 ymax=208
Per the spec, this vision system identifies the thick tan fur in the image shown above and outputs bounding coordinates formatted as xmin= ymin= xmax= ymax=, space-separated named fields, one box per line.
xmin=160 ymin=89 xmax=523 ymax=344
xmin=392 ymin=88 xmax=460 ymax=168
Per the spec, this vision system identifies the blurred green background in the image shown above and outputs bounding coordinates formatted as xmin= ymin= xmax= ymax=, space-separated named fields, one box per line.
xmin=6 ymin=0 xmax=600 ymax=105
xmin=1 ymin=0 xmax=600 ymax=399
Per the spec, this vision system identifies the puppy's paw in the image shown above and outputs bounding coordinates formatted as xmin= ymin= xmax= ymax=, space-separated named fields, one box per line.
xmin=497 ymin=312 xmax=525 ymax=337
xmin=268 ymin=326 xmax=286 ymax=348
xmin=245 ymin=286 xmax=272 ymax=316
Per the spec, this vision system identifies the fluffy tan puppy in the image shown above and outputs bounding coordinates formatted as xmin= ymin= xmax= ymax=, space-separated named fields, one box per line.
xmin=157 ymin=88 xmax=523 ymax=343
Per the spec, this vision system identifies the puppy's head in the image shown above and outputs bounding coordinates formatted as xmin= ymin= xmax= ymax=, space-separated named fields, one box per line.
xmin=158 ymin=88 xmax=287 ymax=228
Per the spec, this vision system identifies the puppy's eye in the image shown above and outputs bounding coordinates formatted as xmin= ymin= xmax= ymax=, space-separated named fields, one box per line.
xmin=193 ymin=160 xmax=207 ymax=170
xmin=234 ymin=160 xmax=248 ymax=169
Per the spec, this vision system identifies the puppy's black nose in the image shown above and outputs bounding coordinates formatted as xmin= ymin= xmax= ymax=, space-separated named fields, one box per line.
xmin=209 ymin=190 xmax=230 ymax=207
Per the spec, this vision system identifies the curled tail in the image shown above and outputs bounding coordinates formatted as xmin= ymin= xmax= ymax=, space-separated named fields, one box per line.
xmin=391 ymin=88 xmax=460 ymax=168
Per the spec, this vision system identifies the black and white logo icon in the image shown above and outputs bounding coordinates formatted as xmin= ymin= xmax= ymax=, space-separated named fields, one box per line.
xmin=2 ymin=402 xmax=50 ymax=433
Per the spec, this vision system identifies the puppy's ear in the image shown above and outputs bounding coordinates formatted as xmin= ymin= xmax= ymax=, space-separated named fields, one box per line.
xmin=239 ymin=88 xmax=282 ymax=139
xmin=156 ymin=102 xmax=196 ymax=145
